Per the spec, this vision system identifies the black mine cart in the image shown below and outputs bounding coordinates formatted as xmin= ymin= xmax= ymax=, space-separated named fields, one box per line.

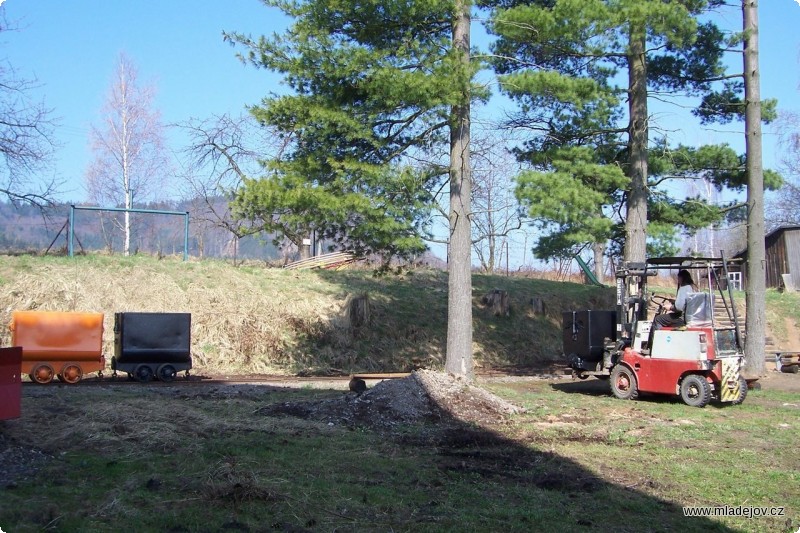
xmin=111 ymin=312 xmax=192 ymax=382
xmin=563 ymin=310 xmax=616 ymax=374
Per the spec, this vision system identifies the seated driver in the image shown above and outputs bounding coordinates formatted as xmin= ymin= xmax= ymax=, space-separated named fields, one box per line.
xmin=653 ymin=269 xmax=695 ymax=330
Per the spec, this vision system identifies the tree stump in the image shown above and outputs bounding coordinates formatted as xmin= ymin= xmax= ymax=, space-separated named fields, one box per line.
xmin=531 ymin=297 xmax=546 ymax=316
xmin=481 ymin=289 xmax=510 ymax=317
xmin=345 ymin=292 xmax=370 ymax=329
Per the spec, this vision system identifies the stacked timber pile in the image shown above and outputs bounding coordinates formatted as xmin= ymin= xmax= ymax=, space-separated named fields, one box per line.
xmin=284 ymin=251 xmax=356 ymax=270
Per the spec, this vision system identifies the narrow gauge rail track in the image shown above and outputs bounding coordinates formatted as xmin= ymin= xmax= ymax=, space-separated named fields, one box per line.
xmin=18 ymin=368 xmax=565 ymax=388
xmin=18 ymin=372 xmax=423 ymax=388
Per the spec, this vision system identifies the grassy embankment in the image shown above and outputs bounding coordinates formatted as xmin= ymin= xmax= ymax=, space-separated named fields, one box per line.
xmin=0 ymin=254 xmax=618 ymax=376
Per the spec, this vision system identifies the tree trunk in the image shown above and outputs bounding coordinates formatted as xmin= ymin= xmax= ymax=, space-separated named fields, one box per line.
xmin=122 ymin=69 xmax=132 ymax=257
xmin=592 ymin=241 xmax=605 ymax=285
xmin=625 ymin=31 xmax=649 ymax=263
xmin=486 ymin=186 xmax=495 ymax=273
xmin=445 ymin=1 xmax=474 ymax=380
xmin=742 ymin=0 xmax=766 ymax=377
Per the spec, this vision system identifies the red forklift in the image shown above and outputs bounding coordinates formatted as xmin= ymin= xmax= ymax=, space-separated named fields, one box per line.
xmin=564 ymin=256 xmax=748 ymax=407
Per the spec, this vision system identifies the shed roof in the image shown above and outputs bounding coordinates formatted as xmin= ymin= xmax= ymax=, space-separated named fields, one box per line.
xmin=733 ymin=225 xmax=800 ymax=258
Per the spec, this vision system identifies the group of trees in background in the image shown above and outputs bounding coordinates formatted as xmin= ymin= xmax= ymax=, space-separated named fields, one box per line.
xmin=3 ymin=1 xmax=796 ymax=377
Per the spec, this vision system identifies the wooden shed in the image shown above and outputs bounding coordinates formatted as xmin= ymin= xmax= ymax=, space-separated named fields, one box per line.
xmin=764 ymin=226 xmax=800 ymax=290
xmin=732 ymin=225 xmax=800 ymax=290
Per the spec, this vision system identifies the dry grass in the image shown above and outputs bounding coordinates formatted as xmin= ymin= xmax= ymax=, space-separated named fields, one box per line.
xmin=0 ymin=253 xmax=623 ymax=377
xmin=4 ymin=253 xmax=799 ymax=378
xmin=0 ymin=255 xmax=358 ymax=375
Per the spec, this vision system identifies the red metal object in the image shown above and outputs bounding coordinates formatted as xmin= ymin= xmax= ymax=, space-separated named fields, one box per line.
xmin=620 ymin=345 xmax=713 ymax=396
xmin=0 ymin=346 xmax=23 ymax=420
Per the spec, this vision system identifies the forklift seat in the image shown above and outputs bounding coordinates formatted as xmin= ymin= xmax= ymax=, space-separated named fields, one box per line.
xmin=684 ymin=292 xmax=713 ymax=327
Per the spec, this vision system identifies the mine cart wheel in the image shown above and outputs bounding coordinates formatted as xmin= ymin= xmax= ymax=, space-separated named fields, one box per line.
xmin=157 ymin=364 xmax=177 ymax=383
xmin=731 ymin=376 xmax=748 ymax=405
xmin=30 ymin=363 xmax=55 ymax=384
xmin=59 ymin=364 xmax=83 ymax=385
xmin=610 ymin=365 xmax=638 ymax=401
xmin=680 ymin=374 xmax=711 ymax=408
xmin=134 ymin=364 xmax=154 ymax=383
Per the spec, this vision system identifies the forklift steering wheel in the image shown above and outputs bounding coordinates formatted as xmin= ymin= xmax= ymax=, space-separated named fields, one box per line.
xmin=650 ymin=294 xmax=673 ymax=314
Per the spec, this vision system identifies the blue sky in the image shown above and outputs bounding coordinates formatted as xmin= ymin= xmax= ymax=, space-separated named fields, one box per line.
xmin=2 ymin=0 xmax=800 ymax=207
xmin=2 ymin=0 xmax=288 ymax=201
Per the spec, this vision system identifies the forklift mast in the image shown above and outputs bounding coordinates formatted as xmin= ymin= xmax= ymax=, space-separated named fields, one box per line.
xmin=615 ymin=262 xmax=652 ymax=347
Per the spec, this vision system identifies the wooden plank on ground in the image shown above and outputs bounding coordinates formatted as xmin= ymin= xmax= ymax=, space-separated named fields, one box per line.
xmin=353 ymin=373 xmax=411 ymax=380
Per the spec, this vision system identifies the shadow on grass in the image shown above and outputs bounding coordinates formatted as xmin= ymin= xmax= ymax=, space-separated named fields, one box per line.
xmin=1 ymin=379 xmax=741 ymax=532
xmin=550 ymin=377 xmax=742 ymax=409
xmin=286 ymin=268 xmax=615 ymax=374
xmin=551 ymin=377 xmax=612 ymax=396
xmin=249 ymin=382 xmax=734 ymax=532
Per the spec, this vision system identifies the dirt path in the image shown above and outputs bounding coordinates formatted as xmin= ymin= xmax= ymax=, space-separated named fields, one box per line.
xmin=784 ymin=317 xmax=800 ymax=351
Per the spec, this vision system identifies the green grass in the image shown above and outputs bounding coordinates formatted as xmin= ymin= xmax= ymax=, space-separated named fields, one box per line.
xmin=766 ymin=290 xmax=800 ymax=345
xmin=487 ymin=379 xmax=800 ymax=532
xmin=1 ymin=379 xmax=797 ymax=532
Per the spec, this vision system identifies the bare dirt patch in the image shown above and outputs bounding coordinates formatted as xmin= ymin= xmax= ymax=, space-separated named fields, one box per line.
xmin=257 ymin=370 xmax=525 ymax=431
xmin=0 ymin=370 xmax=526 ymax=489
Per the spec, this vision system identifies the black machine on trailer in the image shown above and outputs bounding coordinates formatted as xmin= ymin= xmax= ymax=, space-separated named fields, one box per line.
xmin=564 ymin=256 xmax=748 ymax=407
xmin=111 ymin=312 xmax=192 ymax=383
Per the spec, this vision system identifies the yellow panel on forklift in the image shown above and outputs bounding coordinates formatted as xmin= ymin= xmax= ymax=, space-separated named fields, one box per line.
xmin=720 ymin=358 xmax=741 ymax=402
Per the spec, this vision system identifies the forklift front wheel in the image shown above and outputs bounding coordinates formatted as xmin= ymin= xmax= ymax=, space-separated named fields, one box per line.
xmin=731 ymin=375 xmax=748 ymax=405
xmin=680 ymin=374 xmax=711 ymax=408
xmin=610 ymin=365 xmax=639 ymax=401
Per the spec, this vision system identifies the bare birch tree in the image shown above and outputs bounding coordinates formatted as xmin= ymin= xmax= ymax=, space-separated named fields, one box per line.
xmin=470 ymin=134 xmax=522 ymax=273
xmin=86 ymin=53 xmax=167 ymax=255
xmin=769 ymin=111 xmax=800 ymax=228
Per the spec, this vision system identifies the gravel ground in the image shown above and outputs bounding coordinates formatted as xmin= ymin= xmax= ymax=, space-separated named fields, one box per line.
xmin=0 ymin=431 xmax=53 ymax=489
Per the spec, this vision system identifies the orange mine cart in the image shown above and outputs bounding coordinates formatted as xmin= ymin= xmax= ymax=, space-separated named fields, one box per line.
xmin=10 ymin=311 xmax=105 ymax=384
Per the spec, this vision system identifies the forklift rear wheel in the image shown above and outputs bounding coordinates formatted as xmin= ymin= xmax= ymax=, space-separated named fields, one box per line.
xmin=610 ymin=365 xmax=638 ymax=400
xmin=680 ymin=374 xmax=711 ymax=408
xmin=731 ymin=375 xmax=748 ymax=405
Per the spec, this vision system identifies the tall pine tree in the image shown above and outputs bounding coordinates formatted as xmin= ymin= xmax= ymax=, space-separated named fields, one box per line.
xmin=485 ymin=0 xmax=734 ymax=263
xmin=226 ymin=0 xmax=481 ymax=378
